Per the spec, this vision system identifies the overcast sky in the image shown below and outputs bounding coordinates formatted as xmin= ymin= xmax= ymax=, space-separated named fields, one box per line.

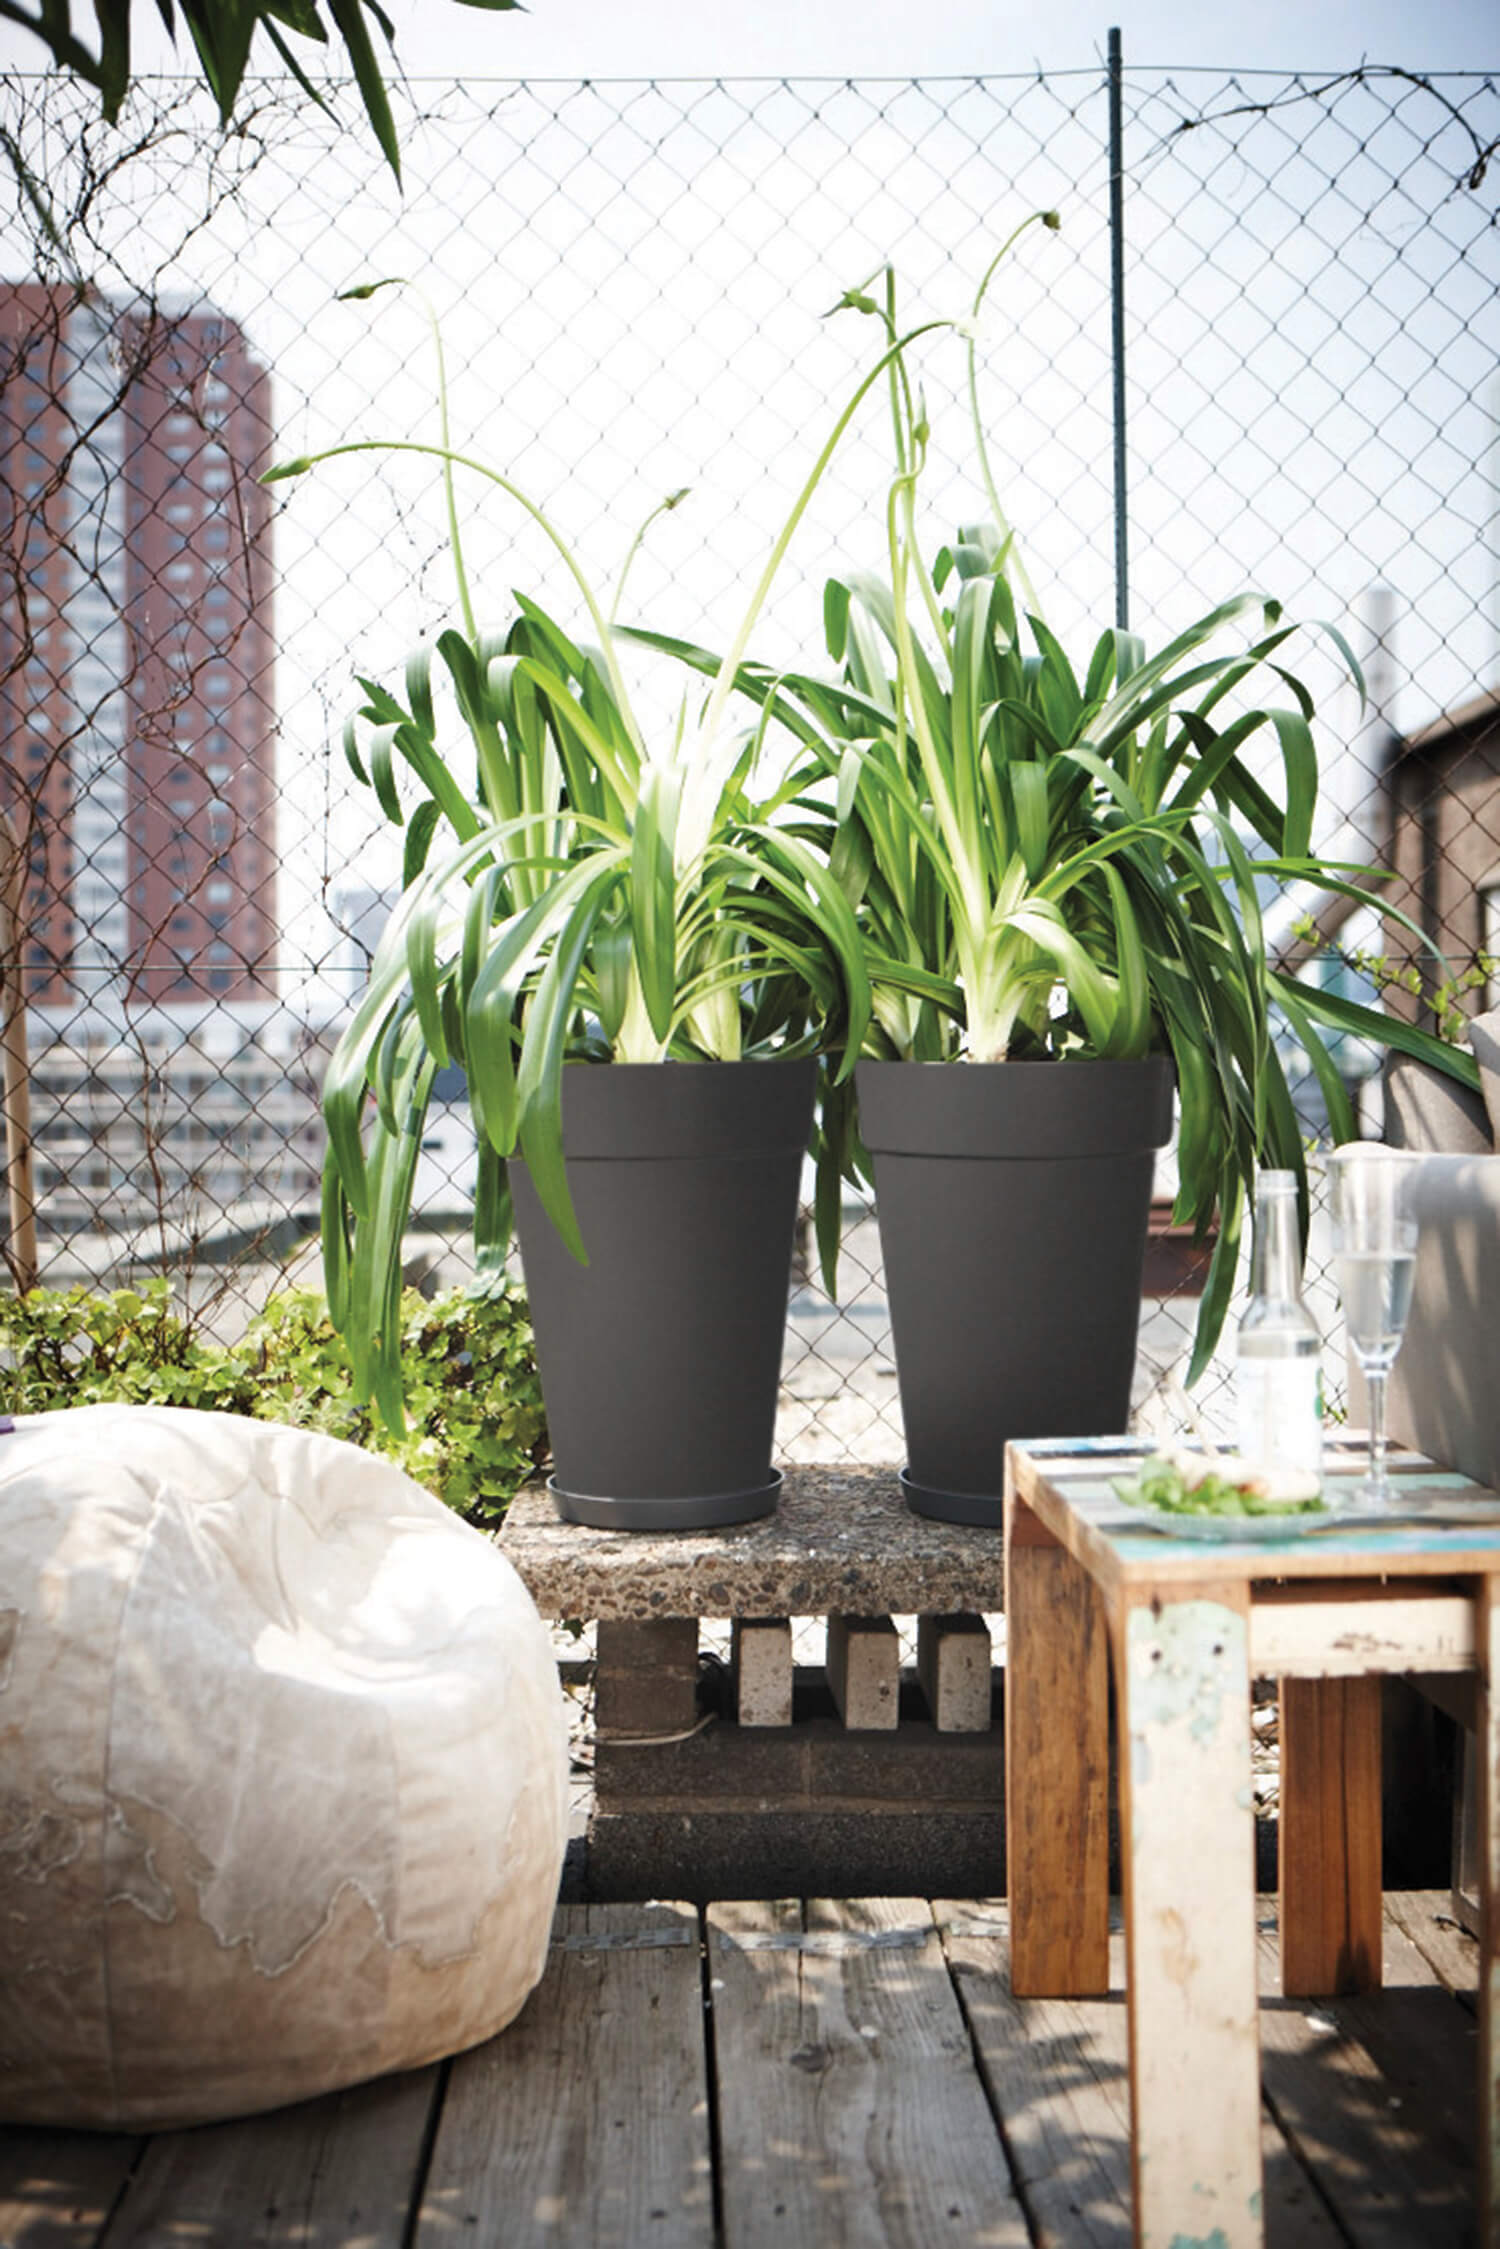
xmin=1 ymin=0 xmax=1497 ymax=83
xmin=396 ymin=0 xmax=1500 ymax=79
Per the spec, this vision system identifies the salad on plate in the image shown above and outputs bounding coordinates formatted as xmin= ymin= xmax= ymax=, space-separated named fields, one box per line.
xmin=1115 ymin=1447 xmax=1327 ymax=1523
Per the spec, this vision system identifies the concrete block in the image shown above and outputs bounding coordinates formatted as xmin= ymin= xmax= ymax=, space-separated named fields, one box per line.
xmin=594 ymin=1711 xmax=1003 ymax=1811
xmin=594 ymin=1617 xmax=700 ymax=1740
xmin=917 ymin=1613 xmax=994 ymax=1734
xmin=732 ymin=1617 xmax=794 ymax=1728
xmin=595 ymin=1726 xmax=811 ymax=1809
xmin=585 ymin=1806 xmax=1006 ymax=1902
xmin=826 ymin=1612 xmax=899 ymax=1731
xmin=804 ymin=1720 xmax=1001 ymax=1807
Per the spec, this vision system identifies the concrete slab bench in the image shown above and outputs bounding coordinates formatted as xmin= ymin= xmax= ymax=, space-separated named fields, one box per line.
xmin=499 ymin=1465 xmax=1007 ymax=1899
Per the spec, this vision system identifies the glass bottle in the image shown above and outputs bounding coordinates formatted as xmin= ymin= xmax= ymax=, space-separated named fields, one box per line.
xmin=1236 ymin=1169 xmax=1323 ymax=1479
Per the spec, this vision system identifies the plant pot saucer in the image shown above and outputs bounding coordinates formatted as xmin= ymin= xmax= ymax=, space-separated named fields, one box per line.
xmin=549 ymin=1469 xmax=782 ymax=1533
xmin=898 ymin=1467 xmax=1005 ymax=1531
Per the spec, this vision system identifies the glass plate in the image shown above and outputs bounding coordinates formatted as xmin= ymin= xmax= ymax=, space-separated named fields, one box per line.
xmin=1111 ymin=1476 xmax=1344 ymax=1542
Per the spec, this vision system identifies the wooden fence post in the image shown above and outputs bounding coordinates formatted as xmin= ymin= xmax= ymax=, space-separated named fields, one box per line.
xmin=0 ymin=808 xmax=38 ymax=1294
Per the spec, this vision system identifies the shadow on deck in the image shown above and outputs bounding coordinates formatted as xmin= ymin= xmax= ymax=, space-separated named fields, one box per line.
xmin=0 ymin=1890 xmax=1480 ymax=2247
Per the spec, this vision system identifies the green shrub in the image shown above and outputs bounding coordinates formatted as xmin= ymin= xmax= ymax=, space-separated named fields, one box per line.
xmin=0 ymin=1276 xmax=547 ymax=1530
xmin=242 ymin=1283 xmax=549 ymax=1526
xmin=0 ymin=1278 xmax=259 ymax=1415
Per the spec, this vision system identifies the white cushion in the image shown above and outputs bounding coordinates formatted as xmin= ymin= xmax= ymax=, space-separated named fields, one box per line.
xmin=1384 ymin=1050 xmax=1494 ymax=1154
xmin=0 ymin=1406 xmax=568 ymax=2128
xmin=1468 ymin=1005 xmax=1500 ymax=1142
xmin=1386 ymin=1154 xmax=1500 ymax=1492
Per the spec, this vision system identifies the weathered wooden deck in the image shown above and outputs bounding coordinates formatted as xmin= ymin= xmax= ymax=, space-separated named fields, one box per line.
xmin=0 ymin=1891 xmax=1479 ymax=2247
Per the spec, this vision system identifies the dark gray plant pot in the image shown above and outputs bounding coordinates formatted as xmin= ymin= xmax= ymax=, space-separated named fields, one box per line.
xmin=510 ymin=1059 xmax=816 ymax=1531
xmin=858 ymin=1057 xmax=1175 ymax=1527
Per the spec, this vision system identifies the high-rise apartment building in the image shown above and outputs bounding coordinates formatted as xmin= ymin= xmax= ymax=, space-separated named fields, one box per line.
xmin=0 ymin=283 xmax=276 ymax=1006
xmin=0 ymin=287 xmax=314 ymax=1264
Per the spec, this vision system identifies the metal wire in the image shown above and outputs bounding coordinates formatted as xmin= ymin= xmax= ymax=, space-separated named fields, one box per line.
xmin=0 ymin=60 xmax=1497 ymax=1460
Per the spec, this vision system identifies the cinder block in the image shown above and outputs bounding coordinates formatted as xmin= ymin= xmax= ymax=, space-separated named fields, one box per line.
xmin=585 ymin=1806 xmax=1007 ymax=1902
xmin=826 ymin=1612 xmax=899 ymax=1731
xmin=732 ymin=1617 xmax=794 ymax=1727
xmin=594 ymin=1617 xmax=700 ymax=1740
xmin=917 ymin=1613 xmax=993 ymax=1733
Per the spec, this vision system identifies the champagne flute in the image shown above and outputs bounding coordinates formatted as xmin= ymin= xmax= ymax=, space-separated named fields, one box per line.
xmin=1328 ymin=1146 xmax=1421 ymax=1507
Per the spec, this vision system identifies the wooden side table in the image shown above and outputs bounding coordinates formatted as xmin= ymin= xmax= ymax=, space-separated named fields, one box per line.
xmin=1003 ymin=1436 xmax=1500 ymax=2249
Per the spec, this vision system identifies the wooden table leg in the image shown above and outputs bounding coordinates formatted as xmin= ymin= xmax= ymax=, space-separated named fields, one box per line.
xmin=1478 ymin=1577 xmax=1500 ymax=2245
xmin=1004 ymin=1488 xmax=1110 ymax=1997
xmin=1279 ymin=1675 xmax=1383 ymax=1996
xmin=1117 ymin=1581 xmax=1263 ymax=2249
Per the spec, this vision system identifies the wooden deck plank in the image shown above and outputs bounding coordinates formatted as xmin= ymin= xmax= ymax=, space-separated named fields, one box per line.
xmin=938 ymin=1900 xmax=1130 ymax=2248
xmin=1387 ymin=1888 xmax=1481 ymax=2005
xmin=709 ymin=1895 xmax=1027 ymax=2247
xmin=97 ymin=2065 xmax=437 ymax=2249
xmin=939 ymin=1903 xmax=1342 ymax=2249
xmin=0 ymin=2129 xmax=140 ymax=2248
xmin=1324 ymin=1907 xmax=1481 ymax=2176
xmin=0 ymin=1889 xmax=1488 ymax=2249
xmin=413 ymin=1901 xmax=712 ymax=2249
xmin=1257 ymin=1924 xmax=1476 ymax=2247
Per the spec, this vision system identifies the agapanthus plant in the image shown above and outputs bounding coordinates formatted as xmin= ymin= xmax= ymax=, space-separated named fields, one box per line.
xmin=264 ymin=281 xmax=953 ymax=1424
xmin=640 ymin=237 xmax=1479 ymax=1373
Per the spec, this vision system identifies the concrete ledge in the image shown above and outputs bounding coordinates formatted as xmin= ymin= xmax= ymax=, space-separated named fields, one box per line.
xmin=500 ymin=1463 xmax=1007 ymax=1620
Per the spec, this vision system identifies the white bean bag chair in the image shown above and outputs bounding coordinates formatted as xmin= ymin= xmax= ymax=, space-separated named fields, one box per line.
xmin=0 ymin=1405 xmax=568 ymax=2128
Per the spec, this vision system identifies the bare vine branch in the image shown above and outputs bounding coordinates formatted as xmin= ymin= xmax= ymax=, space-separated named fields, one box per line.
xmin=1160 ymin=63 xmax=1499 ymax=196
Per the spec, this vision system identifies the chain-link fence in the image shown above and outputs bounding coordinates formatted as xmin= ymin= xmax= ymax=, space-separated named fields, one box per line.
xmin=1 ymin=57 xmax=1497 ymax=1457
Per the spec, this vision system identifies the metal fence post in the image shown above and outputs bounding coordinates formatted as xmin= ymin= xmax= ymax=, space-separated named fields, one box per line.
xmin=1108 ymin=25 xmax=1129 ymax=635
